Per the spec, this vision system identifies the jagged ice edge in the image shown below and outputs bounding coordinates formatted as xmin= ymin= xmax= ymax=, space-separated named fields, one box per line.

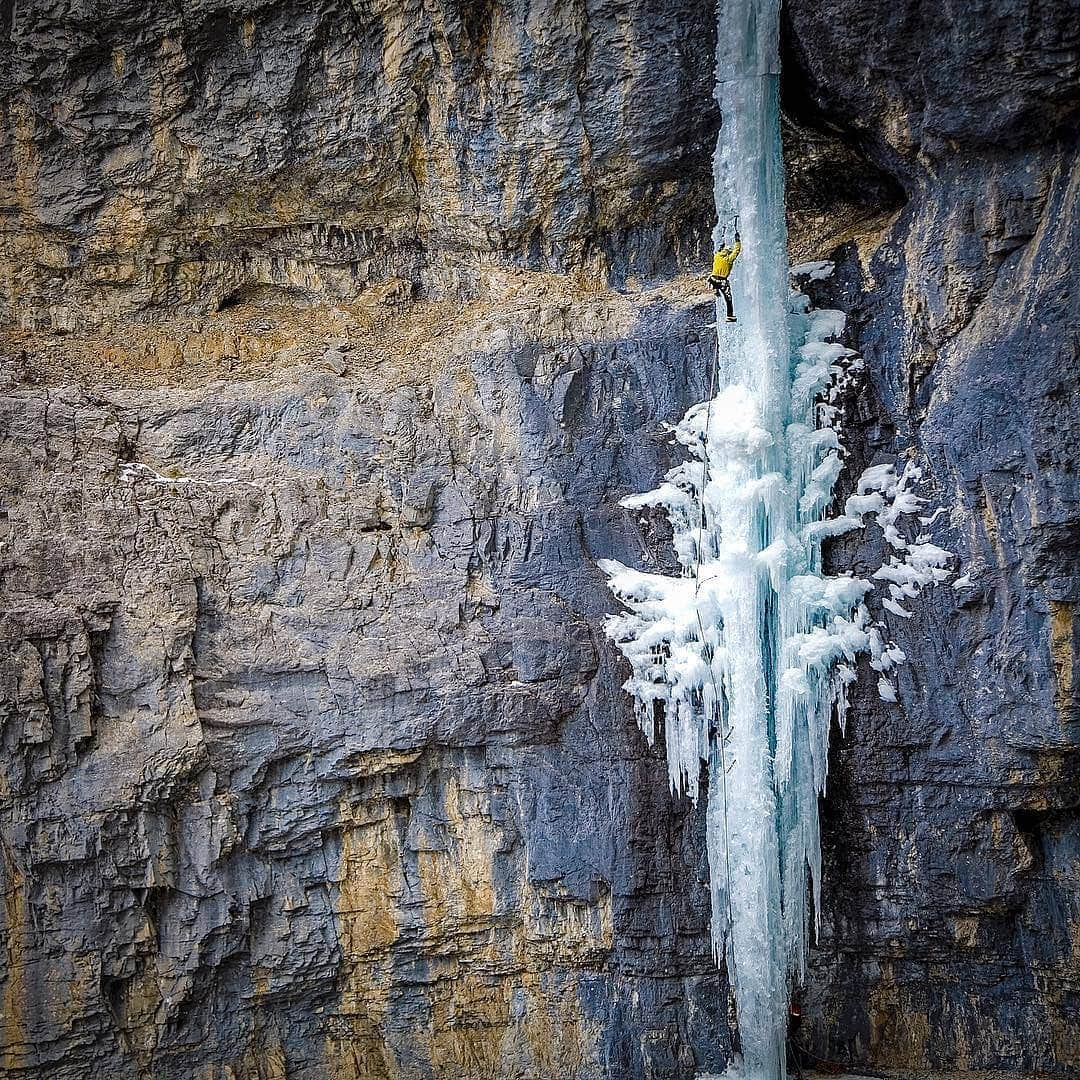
xmin=600 ymin=265 xmax=957 ymax=806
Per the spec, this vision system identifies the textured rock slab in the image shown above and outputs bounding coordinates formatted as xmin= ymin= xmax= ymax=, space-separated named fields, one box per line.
xmin=1 ymin=0 xmax=718 ymax=329
xmin=785 ymin=0 xmax=1080 ymax=1072
xmin=0 ymin=280 xmax=730 ymax=1078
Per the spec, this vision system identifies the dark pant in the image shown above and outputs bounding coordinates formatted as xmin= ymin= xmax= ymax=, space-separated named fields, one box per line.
xmin=709 ymin=275 xmax=735 ymax=320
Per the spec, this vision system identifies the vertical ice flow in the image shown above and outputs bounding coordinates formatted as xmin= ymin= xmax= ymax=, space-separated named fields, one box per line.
xmin=707 ymin=4 xmax=788 ymax=1075
xmin=601 ymin=1 xmax=953 ymax=1077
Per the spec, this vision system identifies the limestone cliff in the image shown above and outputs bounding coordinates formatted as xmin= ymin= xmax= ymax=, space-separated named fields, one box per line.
xmin=0 ymin=0 xmax=1077 ymax=1078
xmin=783 ymin=1 xmax=1079 ymax=1071
xmin=0 ymin=0 xmax=716 ymax=328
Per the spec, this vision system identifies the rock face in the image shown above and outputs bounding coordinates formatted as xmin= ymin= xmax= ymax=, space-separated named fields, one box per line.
xmin=0 ymin=0 xmax=717 ymax=329
xmin=784 ymin=0 xmax=1080 ymax=1072
xmin=1 ymin=3 xmax=733 ymax=1077
xmin=0 ymin=2 xmax=1076 ymax=1080
xmin=0 ymin=284 xmax=732 ymax=1079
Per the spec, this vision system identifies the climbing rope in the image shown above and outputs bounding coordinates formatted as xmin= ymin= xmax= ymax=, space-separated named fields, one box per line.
xmin=692 ymin=290 xmax=737 ymax=957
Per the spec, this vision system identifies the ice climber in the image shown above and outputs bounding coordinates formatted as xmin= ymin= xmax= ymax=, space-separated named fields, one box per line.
xmin=708 ymin=228 xmax=741 ymax=322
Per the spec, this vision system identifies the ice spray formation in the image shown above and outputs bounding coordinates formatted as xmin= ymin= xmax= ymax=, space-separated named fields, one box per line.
xmin=600 ymin=2 xmax=953 ymax=1077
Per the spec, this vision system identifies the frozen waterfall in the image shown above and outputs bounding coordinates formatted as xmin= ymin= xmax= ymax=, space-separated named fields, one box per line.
xmin=600 ymin=1 xmax=953 ymax=1078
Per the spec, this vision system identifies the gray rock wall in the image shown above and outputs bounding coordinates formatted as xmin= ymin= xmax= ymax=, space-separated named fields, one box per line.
xmin=0 ymin=284 xmax=732 ymax=1078
xmin=2 ymin=4 xmax=732 ymax=1075
xmin=1 ymin=0 xmax=1077 ymax=1076
xmin=784 ymin=0 xmax=1080 ymax=1071
xmin=0 ymin=0 xmax=717 ymax=329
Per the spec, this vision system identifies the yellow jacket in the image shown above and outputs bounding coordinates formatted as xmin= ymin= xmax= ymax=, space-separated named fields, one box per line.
xmin=712 ymin=241 xmax=741 ymax=278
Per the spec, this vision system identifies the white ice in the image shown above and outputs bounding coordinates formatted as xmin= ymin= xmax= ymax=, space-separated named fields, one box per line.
xmin=790 ymin=260 xmax=835 ymax=281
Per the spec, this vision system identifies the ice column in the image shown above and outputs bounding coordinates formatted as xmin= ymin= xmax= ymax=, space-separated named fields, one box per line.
xmin=600 ymin=1 xmax=957 ymax=1077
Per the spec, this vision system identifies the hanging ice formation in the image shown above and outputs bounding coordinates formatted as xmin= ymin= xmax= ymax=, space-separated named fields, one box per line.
xmin=599 ymin=3 xmax=953 ymax=1078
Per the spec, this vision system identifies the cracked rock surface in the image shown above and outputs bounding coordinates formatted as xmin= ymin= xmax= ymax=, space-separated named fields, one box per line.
xmin=1 ymin=0 xmax=1078 ymax=1077
xmin=785 ymin=0 xmax=1080 ymax=1072
xmin=0 ymin=275 xmax=729 ymax=1079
